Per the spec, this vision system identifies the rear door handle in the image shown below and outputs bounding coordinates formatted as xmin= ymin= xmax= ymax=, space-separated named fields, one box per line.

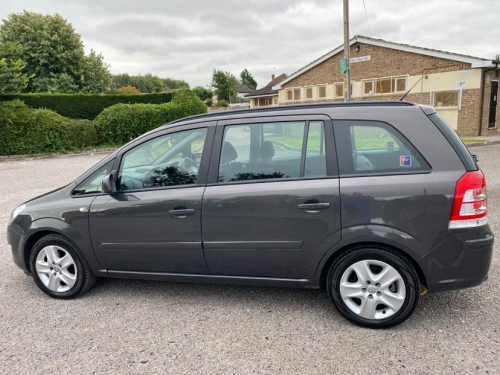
xmin=168 ymin=208 xmax=195 ymax=218
xmin=298 ymin=203 xmax=330 ymax=211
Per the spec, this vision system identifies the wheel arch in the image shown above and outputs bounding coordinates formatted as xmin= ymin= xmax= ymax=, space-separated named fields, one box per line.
xmin=319 ymin=241 xmax=428 ymax=290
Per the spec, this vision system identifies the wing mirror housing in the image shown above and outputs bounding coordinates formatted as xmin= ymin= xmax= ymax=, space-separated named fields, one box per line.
xmin=101 ymin=173 xmax=116 ymax=194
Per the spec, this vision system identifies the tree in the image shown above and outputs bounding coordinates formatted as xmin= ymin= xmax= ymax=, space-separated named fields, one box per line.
xmin=0 ymin=11 xmax=111 ymax=93
xmin=81 ymin=50 xmax=112 ymax=93
xmin=0 ymin=41 xmax=31 ymax=93
xmin=192 ymin=86 xmax=213 ymax=102
xmin=211 ymin=70 xmax=238 ymax=102
xmin=111 ymin=74 xmax=190 ymax=93
xmin=117 ymin=85 xmax=141 ymax=94
xmin=240 ymin=68 xmax=257 ymax=90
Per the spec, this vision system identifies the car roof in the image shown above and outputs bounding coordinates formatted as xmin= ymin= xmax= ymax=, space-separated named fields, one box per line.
xmin=160 ymin=101 xmax=416 ymax=129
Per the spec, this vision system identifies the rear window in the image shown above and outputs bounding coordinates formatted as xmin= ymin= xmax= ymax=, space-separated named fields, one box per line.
xmin=334 ymin=120 xmax=431 ymax=176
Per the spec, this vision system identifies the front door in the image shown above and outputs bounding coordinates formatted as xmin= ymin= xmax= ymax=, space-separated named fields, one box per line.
xmin=89 ymin=125 xmax=214 ymax=273
xmin=489 ymin=80 xmax=498 ymax=129
xmin=202 ymin=116 xmax=341 ymax=279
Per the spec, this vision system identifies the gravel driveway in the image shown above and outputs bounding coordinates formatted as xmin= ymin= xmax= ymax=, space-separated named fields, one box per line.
xmin=0 ymin=147 xmax=499 ymax=374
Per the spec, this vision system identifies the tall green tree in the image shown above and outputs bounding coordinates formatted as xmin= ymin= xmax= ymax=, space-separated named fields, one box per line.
xmin=211 ymin=70 xmax=238 ymax=102
xmin=0 ymin=41 xmax=32 ymax=93
xmin=0 ymin=11 xmax=111 ymax=93
xmin=240 ymin=68 xmax=257 ymax=90
xmin=192 ymin=86 xmax=213 ymax=102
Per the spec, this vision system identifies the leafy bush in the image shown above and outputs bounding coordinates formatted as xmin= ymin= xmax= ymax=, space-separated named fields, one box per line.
xmin=0 ymin=100 xmax=97 ymax=155
xmin=94 ymin=89 xmax=207 ymax=145
xmin=214 ymin=100 xmax=229 ymax=107
xmin=0 ymin=92 xmax=173 ymax=120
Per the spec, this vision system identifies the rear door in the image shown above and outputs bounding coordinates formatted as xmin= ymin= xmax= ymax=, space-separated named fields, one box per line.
xmin=201 ymin=115 xmax=341 ymax=279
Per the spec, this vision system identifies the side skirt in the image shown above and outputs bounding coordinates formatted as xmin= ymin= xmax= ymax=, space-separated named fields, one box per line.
xmin=106 ymin=270 xmax=320 ymax=289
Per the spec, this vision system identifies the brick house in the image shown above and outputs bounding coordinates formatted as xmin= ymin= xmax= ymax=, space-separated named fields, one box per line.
xmin=270 ymin=35 xmax=499 ymax=136
xmin=245 ymin=73 xmax=287 ymax=107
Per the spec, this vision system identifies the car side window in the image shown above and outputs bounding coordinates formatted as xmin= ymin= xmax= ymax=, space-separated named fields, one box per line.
xmin=304 ymin=121 xmax=327 ymax=177
xmin=334 ymin=121 xmax=430 ymax=175
xmin=73 ymin=160 xmax=114 ymax=195
xmin=218 ymin=121 xmax=327 ymax=182
xmin=117 ymin=128 xmax=208 ymax=191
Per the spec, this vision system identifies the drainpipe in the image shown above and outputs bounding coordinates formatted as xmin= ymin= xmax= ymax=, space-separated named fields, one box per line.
xmin=478 ymin=60 xmax=499 ymax=136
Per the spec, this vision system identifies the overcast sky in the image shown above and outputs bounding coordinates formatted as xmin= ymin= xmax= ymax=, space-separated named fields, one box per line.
xmin=1 ymin=0 xmax=499 ymax=88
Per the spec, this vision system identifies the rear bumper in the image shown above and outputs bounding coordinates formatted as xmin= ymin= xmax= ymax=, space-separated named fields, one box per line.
xmin=418 ymin=226 xmax=494 ymax=292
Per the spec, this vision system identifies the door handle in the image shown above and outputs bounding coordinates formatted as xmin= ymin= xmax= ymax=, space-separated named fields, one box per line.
xmin=168 ymin=208 xmax=195 ymax=218
xmin=298 ymin=203 xmax=330 ymax=211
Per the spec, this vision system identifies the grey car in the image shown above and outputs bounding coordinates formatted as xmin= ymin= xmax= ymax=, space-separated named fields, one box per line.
xmin=7 ymin=102 xmax=493 ymax=328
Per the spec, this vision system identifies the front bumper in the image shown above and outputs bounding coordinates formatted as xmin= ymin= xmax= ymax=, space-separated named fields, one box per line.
xmin=418 ymin=226 xmax=494 ymax=292
xmin=7 ymin=223 xmax=26 ymax=271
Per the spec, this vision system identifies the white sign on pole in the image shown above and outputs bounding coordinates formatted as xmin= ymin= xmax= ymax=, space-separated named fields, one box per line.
xmin=350 ymin=55 xmax=371 ymax=63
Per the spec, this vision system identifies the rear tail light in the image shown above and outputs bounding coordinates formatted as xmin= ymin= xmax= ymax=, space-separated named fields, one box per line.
xmin=449 ymin=171 xmax=487 ymax=229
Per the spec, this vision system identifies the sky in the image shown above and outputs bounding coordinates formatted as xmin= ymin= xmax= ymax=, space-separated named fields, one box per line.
xmin=1 ymin=0 xmax=499 ymax=88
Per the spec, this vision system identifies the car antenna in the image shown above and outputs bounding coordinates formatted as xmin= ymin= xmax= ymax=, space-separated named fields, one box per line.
xmin=399 ymin=63 xmax=438 ymax=101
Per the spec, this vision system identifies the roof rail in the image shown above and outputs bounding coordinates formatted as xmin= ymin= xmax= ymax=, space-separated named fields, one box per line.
xmin=165 ymin=101 xmax=415 ymax=127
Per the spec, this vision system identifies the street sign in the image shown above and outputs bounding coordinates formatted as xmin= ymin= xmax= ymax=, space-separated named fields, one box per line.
xmin=340 ymin=57 xmax=346 ymax=75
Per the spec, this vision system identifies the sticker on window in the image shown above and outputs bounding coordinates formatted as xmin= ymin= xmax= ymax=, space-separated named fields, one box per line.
xmin=400 ymin=155 xmax=411 ymax=167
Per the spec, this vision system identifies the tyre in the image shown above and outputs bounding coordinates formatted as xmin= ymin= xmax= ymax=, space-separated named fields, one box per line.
xmin=327 ymin=246 xmax=419 ymax=328
xmin=29 ymin=234 xmax=97 ymax=299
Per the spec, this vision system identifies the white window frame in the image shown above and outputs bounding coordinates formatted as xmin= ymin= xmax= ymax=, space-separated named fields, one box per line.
xmin=333 ymin=82 xmax=344 ymax=99
xmin=304 ymin=85 xmax=314 ymax=101
xmin=431 ymin=89 xmax=462 ymax=110
xmin=316 ymin=84 xmax=328 ymax=99
xmin=286 ymin=87 xmax=301 ymax=102
xmin=362 ymin=75 xmax=408 ymax=96
xmin=392 ymin=75 xmax=408 ymax=93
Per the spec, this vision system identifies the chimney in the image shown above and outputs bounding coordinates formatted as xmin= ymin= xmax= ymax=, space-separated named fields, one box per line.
xmin=271 ymin=74 xmax=275 ymax=80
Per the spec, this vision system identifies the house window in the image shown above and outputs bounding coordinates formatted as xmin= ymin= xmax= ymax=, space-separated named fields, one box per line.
xmin=392 ymin=76 xmax=407 ymax=92
xmin=287 ymin=90 xmax=293 ymax=101
xmin=363 ymin=81 xmax=374 ymax=95
xmin=334 ymin=83 xmax=344 ymax=99
xmin=317 ymin=85 xmax=327 ymax=99
xmin=432 ymin=90 xmax=461 ymax=109
xmin=305 ymin=87 xmax=313 ymax=100
xmin=259 ymin=98 xmax=266 ymax=106
xmin=293 ymin=88 xmax=301 ymax=101
xmin=273 ymin=98 xmax=278 ymax=105
xmin=375 ymin=78 xmax=391 ymax=95
xmin=362 ymin=76 xmax=408 ymax=96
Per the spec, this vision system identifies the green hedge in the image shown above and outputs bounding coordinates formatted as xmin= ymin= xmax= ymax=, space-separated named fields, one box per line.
xmin=0 ymin=92 xmax=173 ymax=120
xmin=0 ymin=100 xmax=97 ymax=155
xmin=94 ymin=89 xmax=207 ymax=145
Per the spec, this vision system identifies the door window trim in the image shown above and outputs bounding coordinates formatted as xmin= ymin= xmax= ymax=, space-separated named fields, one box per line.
xmin=108 ymin=122 xmax=216 ymax=193
xmin=207 ymin=115 xmax=338 ymax=185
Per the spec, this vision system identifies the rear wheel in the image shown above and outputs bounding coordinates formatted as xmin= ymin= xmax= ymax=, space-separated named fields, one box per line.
xmin=29 ymin=234 xmax=96 ymax=299
xmin=327 ymin=246 xmax=419 ymax=328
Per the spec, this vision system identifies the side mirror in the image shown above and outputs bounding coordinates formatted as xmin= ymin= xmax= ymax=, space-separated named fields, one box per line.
xmin=101 ymin=173 xmax=116 ymax=194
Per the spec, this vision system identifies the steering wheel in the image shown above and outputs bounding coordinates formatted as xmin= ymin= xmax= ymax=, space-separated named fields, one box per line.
xmin=180 ymin=157 xmax=199 ymax=174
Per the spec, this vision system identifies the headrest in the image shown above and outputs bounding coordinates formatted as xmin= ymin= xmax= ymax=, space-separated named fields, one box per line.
xmin=221 ymin=141 xmax=238 ymax=164
xmin=260 ymin=140 xmax=275 ymax=160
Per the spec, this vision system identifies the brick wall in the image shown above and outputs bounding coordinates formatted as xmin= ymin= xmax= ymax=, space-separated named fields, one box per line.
xmin=280 ymin=42 xmax=496 ymax=136
xmin=282 ymin=43 xmax=471 ymax=89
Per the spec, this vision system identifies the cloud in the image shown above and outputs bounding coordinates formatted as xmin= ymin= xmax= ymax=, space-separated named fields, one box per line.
xmin=1 ymin=0 xmax=498 ymax=88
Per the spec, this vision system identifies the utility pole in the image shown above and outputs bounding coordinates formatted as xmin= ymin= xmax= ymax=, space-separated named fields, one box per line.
xmin=343 ymin=0 xmax=351 ymax=101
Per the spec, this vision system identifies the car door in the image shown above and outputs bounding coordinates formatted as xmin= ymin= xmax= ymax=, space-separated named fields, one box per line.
xmin=89 ymin=122 xmax=215 ymax=273
xmin=201 ymin=115 xmax=341 ymax=279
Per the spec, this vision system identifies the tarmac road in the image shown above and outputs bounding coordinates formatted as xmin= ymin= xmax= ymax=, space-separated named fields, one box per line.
xmin=0 ymin=146 xmax=499 ymax=374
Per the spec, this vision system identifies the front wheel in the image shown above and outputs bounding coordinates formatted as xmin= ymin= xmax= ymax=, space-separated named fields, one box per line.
xmin=29 ymin=234 xmax=97 ymax=299
xmin=327 ymin=246 xmax=420 ymax=328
